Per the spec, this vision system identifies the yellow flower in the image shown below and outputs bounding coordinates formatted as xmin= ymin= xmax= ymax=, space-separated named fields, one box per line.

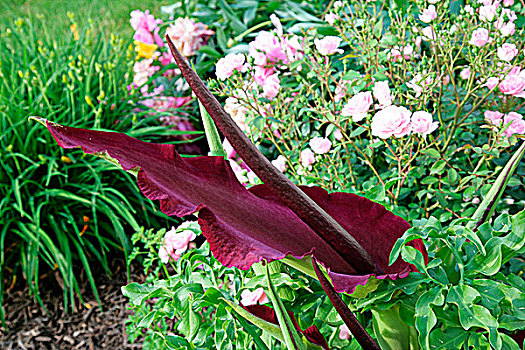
xmin=70 ymin=24 xmax=79 ymax=41
xmin=134 ymin=40 xmax=157 ymax=59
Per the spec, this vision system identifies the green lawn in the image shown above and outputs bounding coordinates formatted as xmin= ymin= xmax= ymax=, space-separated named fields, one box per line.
xmin=1 ymin=0 xmax=175 ymax=36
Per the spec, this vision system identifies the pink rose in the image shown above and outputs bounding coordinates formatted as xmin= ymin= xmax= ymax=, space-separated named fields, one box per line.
xmin=502 ymin=112 xmax=525 ymax=137
xmin=411 ymin=111 xmax=438 ymax=135
xmin=166 ymin=17 xmax=214 ymax=57
xmin=309 ymin=137 xmax=332 ymax=154
xmin=300 ymin=149 xmax=316 ymax=167
xmin=341 ymin=91 xmax=373 ymax=122
xmin=460 ymin=66 xmax=471 ymax=80
xmin=158 ymin=245 xmax=180 ymax=264
xmin=499 ymin=72 xmax=525 ymax=97
xmin=503 ymin=0 xmax=514 ymax=6
xmin=333 ymin=129 xmax=343 ymax=140
xmin=497 ymin=43 xmax=518 ymax=62
xmin=421 ymin=27 xmax=437 ymax=41
xmin=325 ymin=13 xmax=337 ymax=25
xmin=464 ymin=5 xmax=474 ymax=14
xmin=271 ymin=155 xmax=287 ymax=172
xmin=479 ymin=4 xmax=498 ymax=22
xmin=371 ymin=105 xmax=412 ymax=139
xmin=314 ymin=36 xmax=343 ymax=56
xmin=469 ymin=28 xmax=490 ymax=47
xmin=130 ymin=10 xmax=158 ymax=32
xmin=216 ymin=53 xmax=246 ymax=80
xmin=249 ymin=31 xmax=288 ymax=66
xmin=334 ymin=82 xmax=349 ymax=102
xmin=240 ymin=288 xmax=269 ymax=306
xmin=419 ymin=5 xmax=437 ymax=23
xmin=262 ymin=73 xmax=281 ymax=99
xmin=484 ymin=110 xmax=504 ymax=126
xmin=159 ymin=222 xmax=197 ymax=263
xmin=483 ymin=77 xmax=500 ymax=90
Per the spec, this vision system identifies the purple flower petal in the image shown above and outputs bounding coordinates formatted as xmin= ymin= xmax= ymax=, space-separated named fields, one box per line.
xmin=45 ymin=120 xmax=425 ymax=294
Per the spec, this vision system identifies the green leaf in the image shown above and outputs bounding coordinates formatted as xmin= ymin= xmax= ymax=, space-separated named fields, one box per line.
xmin=138 ymin=310 xmax=158 ymax=328
xmin=371 ymin=304 xmax=418 ymax=350
xmin=428 ymin=327 xmax=468 ymax=350
xmin=415 ymin=287 xmax=445 ymax=350
xmin=177 ymin=295 xmax=201 ymax=342
xmin=401 ymin=246 xmax=427 ymax=273
xmin=430 ymin=160 xmax=446 ymax=175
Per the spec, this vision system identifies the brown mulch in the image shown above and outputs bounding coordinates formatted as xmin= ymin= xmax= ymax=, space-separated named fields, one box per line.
xmin=0 ymin=259 xmax=146 ymax=349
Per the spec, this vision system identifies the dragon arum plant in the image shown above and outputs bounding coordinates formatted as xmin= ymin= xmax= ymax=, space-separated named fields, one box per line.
xmin=32 ymin=35 xmax=524 ymax=348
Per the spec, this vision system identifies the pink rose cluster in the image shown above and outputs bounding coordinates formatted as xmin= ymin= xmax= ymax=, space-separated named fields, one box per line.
xmin=314 ymin=36 xmax=343 ymax=56
xmin=158 ymin=222 xmax=197 ymax=263
xmin=165 ymin=17 xmax=214 ymax=57
xmin=340 ymin=81 xmax=393 ymax=122
xmin=371 ymin=106 xmax=438 ymax=139
xmin=245 ymin=14 xmax=304 ymax=100
xmin=484 ymin=66 xmax=525 ymax=98
xmin=485 ymin=110 xmax=525 ymax=137
xmin=216 ymin=53 xmax=247 ymax=80
xmin=470 ymin=2 xmax=517 ymax=38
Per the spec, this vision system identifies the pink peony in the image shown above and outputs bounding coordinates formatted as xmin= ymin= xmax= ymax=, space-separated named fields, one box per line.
xmin=314 ymin=36 xmax=343 ymax=55
xmin=419 ymin=5 xmax=437 ymax=23
xmin=411 ymin=111 xmax=438 ymax=135
xmin=166 ymin=17 xmax=214 ymax=57
xmin=341 ymin=91 xmax=373 ymax=122
xmin=497 ymin=43 xmax=518 ymax=62
xmin=484 ymin=110 xmax=504 ymax=126
xmin=240 ymin=288 xmax=269 ymax=306
xmin=460 ymin=66 xmax=471 ymax=80
xmin=262 ymin=73 xmax=281 ymax=99
xmin=271 ymin=155 xmax=287 ymax=172
xmin=309 ymin=137 xmax=332 ymax=154
xmin=469 ymin=28 xmax=490 ymax=47
xmin=371 ymin=105 xmax=412 ymax=139
xmin=216 ymin=53 xmax=246 ymax=80
xmin=301 ymin=149 xmax=316 ymax=167
xmin=502 ymin=112 xmax=525 ymax=137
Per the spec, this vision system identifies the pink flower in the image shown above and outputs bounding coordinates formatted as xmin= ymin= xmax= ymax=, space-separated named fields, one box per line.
xmin=333 ymin=129 xmax=343 ymax=140
xmin=411 ymin=111 xmax=438 ymax=135
xmin=341 ymin=91 xmax=373 ymax=122
xmin=325 ymin=13 xmax=337 ymax=25
xmin=249 ymin=31 xmax=288 ymax=66
xmin=309 ymin=137 xmax=332 ymax=154
xmin=270 ymin=14 xmax=283 ymax=37
xmin=314 ymin=36 xmax=343 ymax=56
xmin=271 ymin=155 xmax=287 ymax=172
xmin=499 ymin=72 xmax=525 ymax=97
xmin=224 ymin=97 xmax=250 ymax=133
xmin=502 ymin=112 xmax=525 ymax=137
xmin=460 ymin=66 xmax=471 ymax=80
xmin=371 ymin=105 xmax=412 ymax=139
xmin=262 ymin=73 xmax=281 ymax=99
xmin=421 ymin=27 xmax=437 ymax=41
xmin=339 ymin=324 xmax=351 ymax=340
xmin=159 ymin=222 xmax=197 ymax=263
xmin=503 ymin=0 xmax=514 ymax=6
xmin=166 ymin=17 xmax=214 ymax=57
xmin=479 ymin=4 xmax=498 ymax=22
xmin=464 ymin=5 xmax=474 ymax=14
xmin=419 ymin=5 xmax=437 ymax=23
xmin=130 ymin=10 xmax=158 ymax=32
xmin=483 ymin=77 xmax=500 ymax=90
xmin=484 ymin=110 xmax=504 ymax=126
xmin=216 ymin=53 xmax=246 ymax=80
xmin=223 ymin=139 xmax=236 ymax=159
xmin=240 ymin=288 xmax=269 ymax=306
xmin=469 ymin=28 xmax=490 ymax=47
xmin=133 ymin=58 xmax=159 ymax=87
xmin=497 ymin=43 xmax=518 ymax=62
xmin=301 ymin=149 xmax=316 ymax=167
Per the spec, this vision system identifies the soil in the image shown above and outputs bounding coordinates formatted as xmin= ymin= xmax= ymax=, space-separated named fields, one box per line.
xmin=0 ymin=258 xmax=145 ymax=349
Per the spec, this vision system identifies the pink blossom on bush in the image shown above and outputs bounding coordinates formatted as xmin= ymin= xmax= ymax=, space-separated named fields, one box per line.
xmin=334 ymin=82 xmax=348 ymax=102
xmin=270 ymin=14 xmax=283 ymax=37
xmin=159 ymin=222 xmax=197 ymax=263
xmin=371 ymin=105 xmax=412 ymax=139
xmin=411 ymin=111 xmax=438 ymax=135
xmin=483 ymin=77 xmax=499 ymax=90
xmin=333 ymin=129 xmax=343 ymax=140
xmin=271 ymin=155 xmax=287 ymax=172
xmin=249 ymin=31 xmax=288 ymax=66
xmin=240 ymin=288 xmax=269 ymax=306
xmin=339 ymin=324 xmax=351 ymax=340
xmin=325 ymin=13 xmax=337 ymax=25
xmin=224 ymin=97 xmax=250 ymax=133
xmin=284 ymin=35 xmax=304 ymax=62
xmin=309 ymin=137 xmax=332 ymax=154
xmin=133 ymin=58 xmax=159 ymax=88
xmin=262 ymin=73 xmax=281 ymax=99
xmin=130 ymin=10 xmax=158 ymax=32
xmin=479 ymin=4 xmax=498 ymax=22
xmin=419 ymin=5 xmax=437 ymax=23
xmin=497 ymin=43 xmax=518 ymax=62
xmin=498 ymin=21 xmax=516 ymax=37
xmin=484 ymin=110 xmax=504 ymax=126
xmin=165 ymin=17 xmax=214 ymax=57
xmin=469 ymin=28 xmax=490 ymax=47
xmin=388 ymin=45 xmax=414 ymax=62
xmin=314 ymin=36 xmax=343 ymax=55
xmin=421 ymin=26 xmax=437 ymax=41
xmin=301 ymin=149 xmax=316 ymax=167
xmin=341 ymin=91 xmax=373 ymax=122
xmin=223 ymin=139 xmax=236 ymax=159
xmin=499 ymin=71 xmax=525 ymax=97
xmin=464 ymin=5 xmax=474 ymax=14
xmin=216 ymin=53 xmax=246 ymax=80
xmin=502 ymin=112 xmax=525 ymax=137
xmin=460 ymin=66 xmax=471 ymax=80
xmin=229 ymin=159 xmax=249 ymax=183
xmin=503 ymin=0 xmax=514 ymax=6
